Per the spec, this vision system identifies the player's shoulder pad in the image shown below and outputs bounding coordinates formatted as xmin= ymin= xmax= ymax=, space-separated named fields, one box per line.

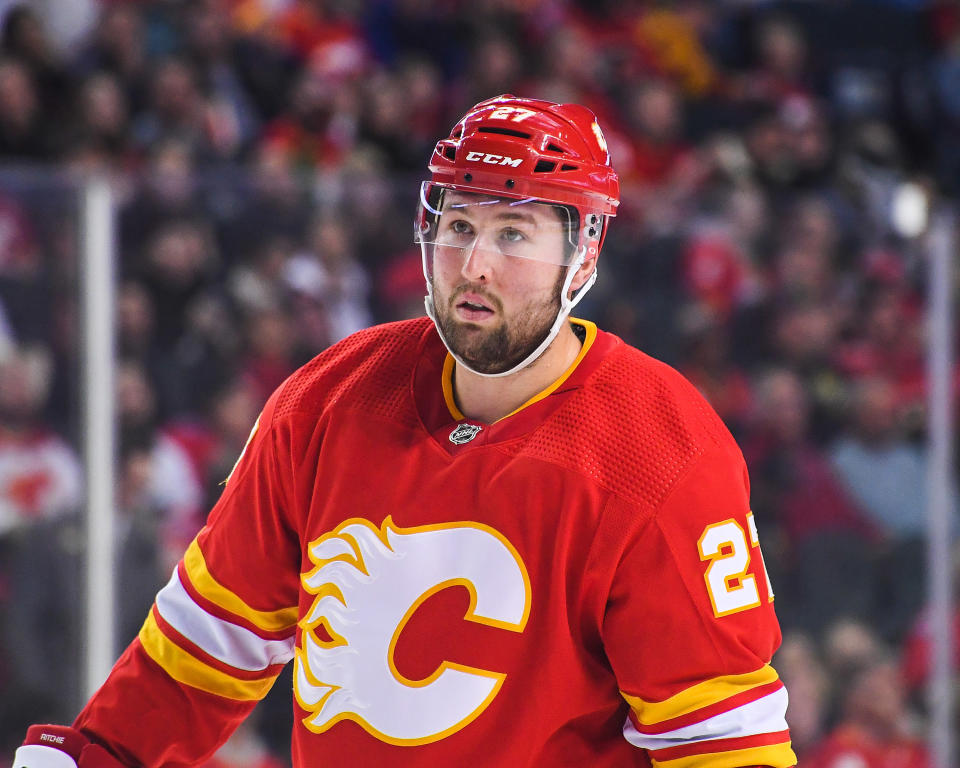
xmin=518 ymin=339 xmax=740 ymax=512
xmin=270 ymin=317 xmax=433 ymax=423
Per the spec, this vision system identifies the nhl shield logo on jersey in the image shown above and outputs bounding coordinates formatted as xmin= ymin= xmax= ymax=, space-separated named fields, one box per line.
xmin=294 ymin=517 xmax=530 ymax=745
xmin=449 ymin=423 xmax=482 ymax=445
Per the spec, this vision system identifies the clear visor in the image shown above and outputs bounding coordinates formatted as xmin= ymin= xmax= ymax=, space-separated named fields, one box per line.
xmin=415 ymin=181 xmax=589 ymax=268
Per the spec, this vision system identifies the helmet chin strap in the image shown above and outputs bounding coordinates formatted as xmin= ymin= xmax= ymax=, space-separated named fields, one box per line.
xmin=424 ymin=247 xmax=598 ymax=379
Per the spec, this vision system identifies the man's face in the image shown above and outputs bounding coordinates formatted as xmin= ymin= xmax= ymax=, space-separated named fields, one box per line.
xmin=429 ymin=192 xmax=569 ymax=374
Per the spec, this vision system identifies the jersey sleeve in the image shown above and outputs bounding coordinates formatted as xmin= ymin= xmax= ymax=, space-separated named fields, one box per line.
xmin=74 ymin=386 xmax=303 ymax=768
xmin=601 ymin=443 xmax=796 ymax=768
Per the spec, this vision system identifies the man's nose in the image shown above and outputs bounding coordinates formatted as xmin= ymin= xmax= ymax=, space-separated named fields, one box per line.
xmin=460 ymin=236 xmax=499 ymax=282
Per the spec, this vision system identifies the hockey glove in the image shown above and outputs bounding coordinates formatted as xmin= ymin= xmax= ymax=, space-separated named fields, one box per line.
xmin=14 ymin=725 xmax=128 ymax=768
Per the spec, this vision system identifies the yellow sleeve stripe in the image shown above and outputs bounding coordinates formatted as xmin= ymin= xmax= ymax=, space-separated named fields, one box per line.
xmin=138 ymin=611 xmax=278 ymax=701
xmin=652 ymin=742 xmax=796 ymax=768
xmin=621 ymin=664 xmax=780 ymax=726
xmin=183 ymin=538 xmax=299 ymax=633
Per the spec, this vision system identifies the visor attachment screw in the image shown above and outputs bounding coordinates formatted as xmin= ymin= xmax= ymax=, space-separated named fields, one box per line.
xmin=464 ymin=173 xmax=473 ymax=182
xmin=505 ymin=179 xmax=515 ymax=188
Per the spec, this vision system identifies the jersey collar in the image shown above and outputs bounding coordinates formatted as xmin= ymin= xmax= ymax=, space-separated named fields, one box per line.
xmin=413 ymin=318 xmax=615 ymax=456
xmin=441 ymin=318 xmax=598 ymax=424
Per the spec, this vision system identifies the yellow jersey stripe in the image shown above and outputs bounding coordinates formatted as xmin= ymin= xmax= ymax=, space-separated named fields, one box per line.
xmin=183 ymin=538 xmax=298 ymax=632
xmin=441 ymin=353 xmax=464 ymax=421
xmin=138 ymin=611 xmax=278 ymax=701
xmin=651 ymin=742 xmax=796 ymax=768
xmin=621 ymin=664 xmax=780 ymax=726
xmin=441 ymin=317 xmax=598 ymax=423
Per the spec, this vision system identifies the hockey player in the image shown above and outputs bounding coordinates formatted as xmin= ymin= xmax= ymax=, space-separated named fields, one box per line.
xmin=16 ymin=95 xmax=796 ymax=767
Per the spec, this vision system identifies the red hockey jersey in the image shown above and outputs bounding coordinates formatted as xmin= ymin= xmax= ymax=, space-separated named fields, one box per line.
xmin=76 ymin=317 xmax=795 ymax=767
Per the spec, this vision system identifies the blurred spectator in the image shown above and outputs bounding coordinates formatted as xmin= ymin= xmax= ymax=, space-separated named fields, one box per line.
xmin=162 ymin=291 xmax=240 ymax=419
xmin=732 ymin=13 xmax=814 ymax=109
xmin=0 ymin=436 xmax=167 ymax=733
xmin=72 ymin=4 xmax=148 ymax=112
xmin=629 ymin=1 xmax=720 ymax=99
xmin=742 ymin=99 xmax=836 ymax=204
xmin=0 ymin=297 xmax=14 ymax=359
xmin=627 ymin=77 xmax=691 ymax=183
xmin=120 ymin=138 xmax=204 ymax=247
xmin=183 ymin=0 xmax=262 ymax=159
xmin=198 ymin=379 xmax=262 ymax=510
xmin=130 ymin=57 xmax=223 ymax=161
xmin=0 ymin=5 xmax=72 ymax=128
xmin=521 ymin=22 xmax=619 ymax=133
xmin=284 ymin=213 xmax=372 ymax=344
xmin=773 ymin=197 xmax=847 ymax=303
xmin=259 ymin=67 xmax=359 ymax=170
xmin=620 ymin=78 xmax=701 ymax=209
xmin=805 ymin=655 xmax=930 ymax=768
xmin=775 ymin=631 xmax=830 ymax=759
xmin=930 ymin=9 xmax=960 ymax=195
xmin=766 ymin=298 xmax=847 ymax=444
xmin=822 ymin=618 xmax=887 ymax=702
xmin=131 ymin=219 xmax=221 ymax=353
xmin=743 ymin=368 xmax=877 ymax=635
xmin=901 ymin=555 xmax=960 ymax=699
xmin=0 ymin=57 xmax=55 ymax=159
xmin=782 ymin=97 xmax=835 ymax=191
xmin=835 ymin=275 xmax=927 ymax=429
xmin=112 ymin=440 xmax=169 ymax=644
xmin=218 ymin=143 xmax=311 ymax=264
xmin=448 ymin=31 xmax=523 ymax=119
xmin=117 ymin=279 xmax=158 ymax=367
xmin=829 ymin=375 xmax=947 ymax=640
xmin=116 ymin=358 xmax=204 ymax=551
xmin=339 ymin=152 xmax=412 ymax=275
xmin=228 ymin=235 xmax=294 ymax=316
xmin=830 ymin=376 xmax=932 ymax=539
xmin=357 ymin=68 xmax=431 ymax=172
xmin=0 ymin=183 xmax=39 ymax=273
xmin=680 ymin=181 xmax=766 ymax=320
xmin=0 ymin=343 xmax=82 ymax=738
xmin=73 ymin=72 xmax=133 ymax=167
xmin=676 ymin=303 xmax=753 ymax=435
xmin=237 ymin=308 xmax=301 ymax=405
xmin=271 ymin=0 xmax=369 ymax=79
xmin=0 ymin=345 xmax=81 ymax=536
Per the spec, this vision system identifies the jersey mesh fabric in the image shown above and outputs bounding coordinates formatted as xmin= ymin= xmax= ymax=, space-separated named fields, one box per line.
xmin=511 ymin=344 xmax=731 ymax=512
xmin=273 ymin=318 xmax=428 ymax=428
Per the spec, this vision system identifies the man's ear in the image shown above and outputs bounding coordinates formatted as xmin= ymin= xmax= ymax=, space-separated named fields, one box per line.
xmin=568 ymin=256 xmax=597 ymax=294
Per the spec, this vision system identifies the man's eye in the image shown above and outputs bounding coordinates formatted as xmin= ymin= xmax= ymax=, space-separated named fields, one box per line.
xmin=450 ymin=220 xmax=473 ymax=235
xmin=501 ymin=228 xmax=526 ymax=243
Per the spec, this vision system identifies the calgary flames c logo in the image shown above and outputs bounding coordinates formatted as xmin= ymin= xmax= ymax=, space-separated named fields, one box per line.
xmin=293 ymin=517 xmax=531 ymax=745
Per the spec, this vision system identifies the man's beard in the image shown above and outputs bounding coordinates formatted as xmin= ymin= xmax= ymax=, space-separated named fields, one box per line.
xmin=433 ymin=271 xmax=566 ymax=375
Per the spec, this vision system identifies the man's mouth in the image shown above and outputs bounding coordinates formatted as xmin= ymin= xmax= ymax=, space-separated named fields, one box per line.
xmin=455 ymin=293 xmax=495 ymax=321
xmin=458 ymin=300 xmax=492 ymax=312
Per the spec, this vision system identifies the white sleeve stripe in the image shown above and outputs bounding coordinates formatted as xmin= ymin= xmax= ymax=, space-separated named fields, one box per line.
xmin=622 ymin=686 xmax=789 ymax=751
xmin=155 ymin=569 xmax=295 ymax=672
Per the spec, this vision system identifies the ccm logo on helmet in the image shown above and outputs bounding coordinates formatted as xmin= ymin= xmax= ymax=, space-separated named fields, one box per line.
xmin=465 ymin=151 xmax=523 ymax=167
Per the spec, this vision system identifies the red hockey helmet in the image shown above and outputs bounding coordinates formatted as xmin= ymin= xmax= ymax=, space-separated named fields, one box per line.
xmin=426 ymin=94 xmax=619 ymax=251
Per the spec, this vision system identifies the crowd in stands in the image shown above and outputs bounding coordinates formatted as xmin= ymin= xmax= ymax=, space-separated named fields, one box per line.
xmin=1 ymin=0 xmax=959 ymax=765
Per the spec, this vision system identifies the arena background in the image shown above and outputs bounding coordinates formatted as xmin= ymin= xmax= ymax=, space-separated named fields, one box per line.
xmin=0 ymin=1 xmax=956 ymax=766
